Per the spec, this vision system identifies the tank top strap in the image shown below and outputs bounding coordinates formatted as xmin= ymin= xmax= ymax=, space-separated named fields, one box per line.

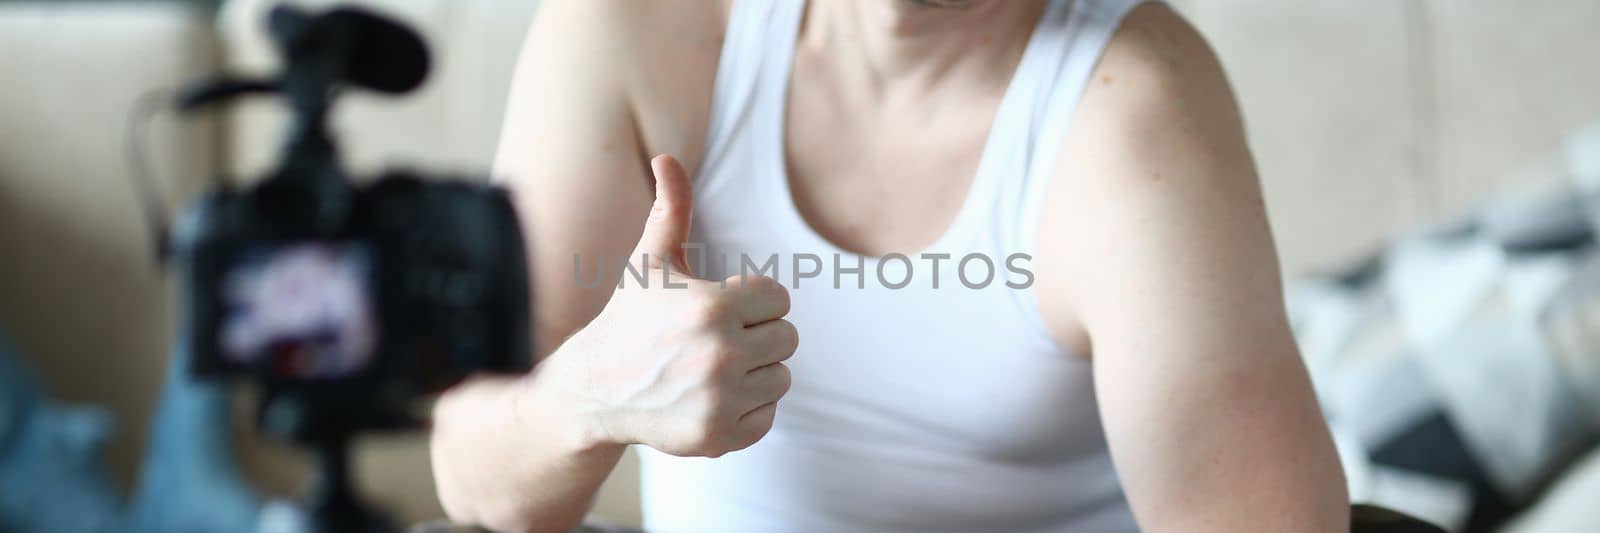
xmin=694 ymin=0 xmax=806 ymax=196
xmin=1007 ymin=0 xmax=1161 ymax=257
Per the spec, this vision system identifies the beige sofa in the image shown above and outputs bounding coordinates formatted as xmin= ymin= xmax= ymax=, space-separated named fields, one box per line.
xmin=5 ymin=0 xmax=1600 ymax=528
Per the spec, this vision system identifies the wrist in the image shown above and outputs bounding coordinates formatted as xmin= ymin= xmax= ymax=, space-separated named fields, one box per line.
xmin=514 ymin=346 xmax=624 ymax=454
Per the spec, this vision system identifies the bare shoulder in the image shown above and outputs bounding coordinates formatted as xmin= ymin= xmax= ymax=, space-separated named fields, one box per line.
xmin=1035 ymin=3 xmax=1268 ymax=353
xmin=1080 ymin=2 xmax=1248 ymax=170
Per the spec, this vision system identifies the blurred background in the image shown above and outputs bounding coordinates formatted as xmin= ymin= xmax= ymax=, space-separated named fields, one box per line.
xmin=3 ymin=0 xmax=1600 ymax=531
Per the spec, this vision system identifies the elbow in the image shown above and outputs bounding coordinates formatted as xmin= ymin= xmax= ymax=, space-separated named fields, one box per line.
xmin=473 ymin=506 xmax=587 ymax=533
xmin=435 ymin=470 xmax=589 ymax=533
xmin=1314 ymin=423 xmax=1354 ymax=531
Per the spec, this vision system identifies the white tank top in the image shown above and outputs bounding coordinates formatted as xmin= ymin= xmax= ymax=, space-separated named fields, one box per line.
xmin=640 ymin=0 xmax=1149 ymax=531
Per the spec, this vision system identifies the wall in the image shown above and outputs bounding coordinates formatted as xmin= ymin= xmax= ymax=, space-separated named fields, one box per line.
xmin=1180 ymin=0 xmax=1600 ymax=274
xmin=0 ymin=0 xmax=217 ymax=501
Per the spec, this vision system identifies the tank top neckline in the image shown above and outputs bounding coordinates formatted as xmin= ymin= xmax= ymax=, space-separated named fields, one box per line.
xmin=754 ymin=0 xmax=1076 ymax=263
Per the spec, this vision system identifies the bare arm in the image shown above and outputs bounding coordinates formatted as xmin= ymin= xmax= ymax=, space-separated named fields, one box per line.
xmin=432 ymin=1 xmax=649 ymax=529
xmin=1042 ymin=6 xmax=1348 ymax=531
xmin=430 ymin=1 xmax=723 ymax=531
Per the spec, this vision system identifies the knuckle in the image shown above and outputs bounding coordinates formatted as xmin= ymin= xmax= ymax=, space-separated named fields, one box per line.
xmin=731 ymin=418 xmax=775 ymax=453
xmin=724 ymin=438 xmax=757 ymax=455
xmin=754 ymin=276 xmax=791 ymax=313
xmin=777 ymin=320 xmax=799 ymax=351
xmin=716 ymin=335 xmax=746 ymax=362
xmin=752 ymin=418 xmax=776 ymax=437
xmin=683 ymin=416 xmax=725 ymax=454
xmin=696 ymin=386 xmax=726 ymax=411
xmin=685 ymin=350 xmax=721 ymax=380
xmin=773 ymin=364 xmax=793 ymax=394
xmin=694 ymin=340 xmax=740 ymax=378
xmin=689 ymin=291 xmax=731 ymax=325
xmin=745 ymin=274 xmax=777 ymax=291
xmin=689 ymin=426 xmax=717 ymax=449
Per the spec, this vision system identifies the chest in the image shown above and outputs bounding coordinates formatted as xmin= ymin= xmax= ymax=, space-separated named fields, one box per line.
xmin=782 ymin=54 xmax=1004 ymax=258
xmin=775 ymin=280 xmax=1108 ymax=462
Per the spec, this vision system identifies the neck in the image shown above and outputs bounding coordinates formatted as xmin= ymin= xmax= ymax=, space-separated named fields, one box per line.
xmin=804 ymin=0 xmax=1048 ymax=88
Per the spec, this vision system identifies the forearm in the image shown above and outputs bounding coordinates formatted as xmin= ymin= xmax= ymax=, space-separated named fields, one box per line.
xmin=431 ymin=367 xmax=625 ymax=533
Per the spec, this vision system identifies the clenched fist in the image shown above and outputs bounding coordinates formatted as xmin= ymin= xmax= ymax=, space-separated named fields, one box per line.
xmin=539 ymin=155 xmax=797 ymax=457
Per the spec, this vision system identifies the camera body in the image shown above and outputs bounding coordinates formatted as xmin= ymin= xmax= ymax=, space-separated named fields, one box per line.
xmin=165 ymin=5 xmax=530 ymax=443
xmin=172 ymin=171 xmax=530 ymax=438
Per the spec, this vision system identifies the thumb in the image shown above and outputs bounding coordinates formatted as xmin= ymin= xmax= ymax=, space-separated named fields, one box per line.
xmin=632 ymin=154 xmax=694 ymax=274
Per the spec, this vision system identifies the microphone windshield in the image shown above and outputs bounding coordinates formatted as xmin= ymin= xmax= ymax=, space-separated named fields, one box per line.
xmin=269 ymin=5 xmax=431 ymax=95
xmin=328 ymin=7 xmax=431 ymax=94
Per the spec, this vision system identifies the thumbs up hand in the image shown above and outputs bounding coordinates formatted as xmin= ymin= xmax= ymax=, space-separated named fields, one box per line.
xmin=542 ymin=155 xmax=797 ymax=457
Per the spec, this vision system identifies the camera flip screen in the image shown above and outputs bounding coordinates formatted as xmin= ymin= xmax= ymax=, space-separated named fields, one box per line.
xmin=219 ymin=242 xmax=379 ymax=379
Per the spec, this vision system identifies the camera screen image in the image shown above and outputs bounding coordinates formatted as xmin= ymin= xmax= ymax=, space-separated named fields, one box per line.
xmin=220 ymin=242 xmax=379 ymax=379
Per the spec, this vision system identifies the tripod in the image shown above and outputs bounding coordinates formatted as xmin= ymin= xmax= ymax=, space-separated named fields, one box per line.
xmin=295 ymin=432 xmax=397 ymax=533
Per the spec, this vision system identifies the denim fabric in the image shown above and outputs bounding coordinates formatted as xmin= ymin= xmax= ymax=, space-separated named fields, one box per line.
xmin=0 ymin=330 xmax=265 ymax=533
xmin=0 ymin=334 xmax=122 ymax=533
xmin=126 ymin=339 xmax=263 ymax=533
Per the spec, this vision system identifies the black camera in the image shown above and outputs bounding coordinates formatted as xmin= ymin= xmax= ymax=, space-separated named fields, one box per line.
xmin=174 ymin=173 xmax=530 ymax=438
xmin=168 ymin=4 xmax=530 ymax=439
xmin=149 ymin=5 xmax=530 ymax=531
